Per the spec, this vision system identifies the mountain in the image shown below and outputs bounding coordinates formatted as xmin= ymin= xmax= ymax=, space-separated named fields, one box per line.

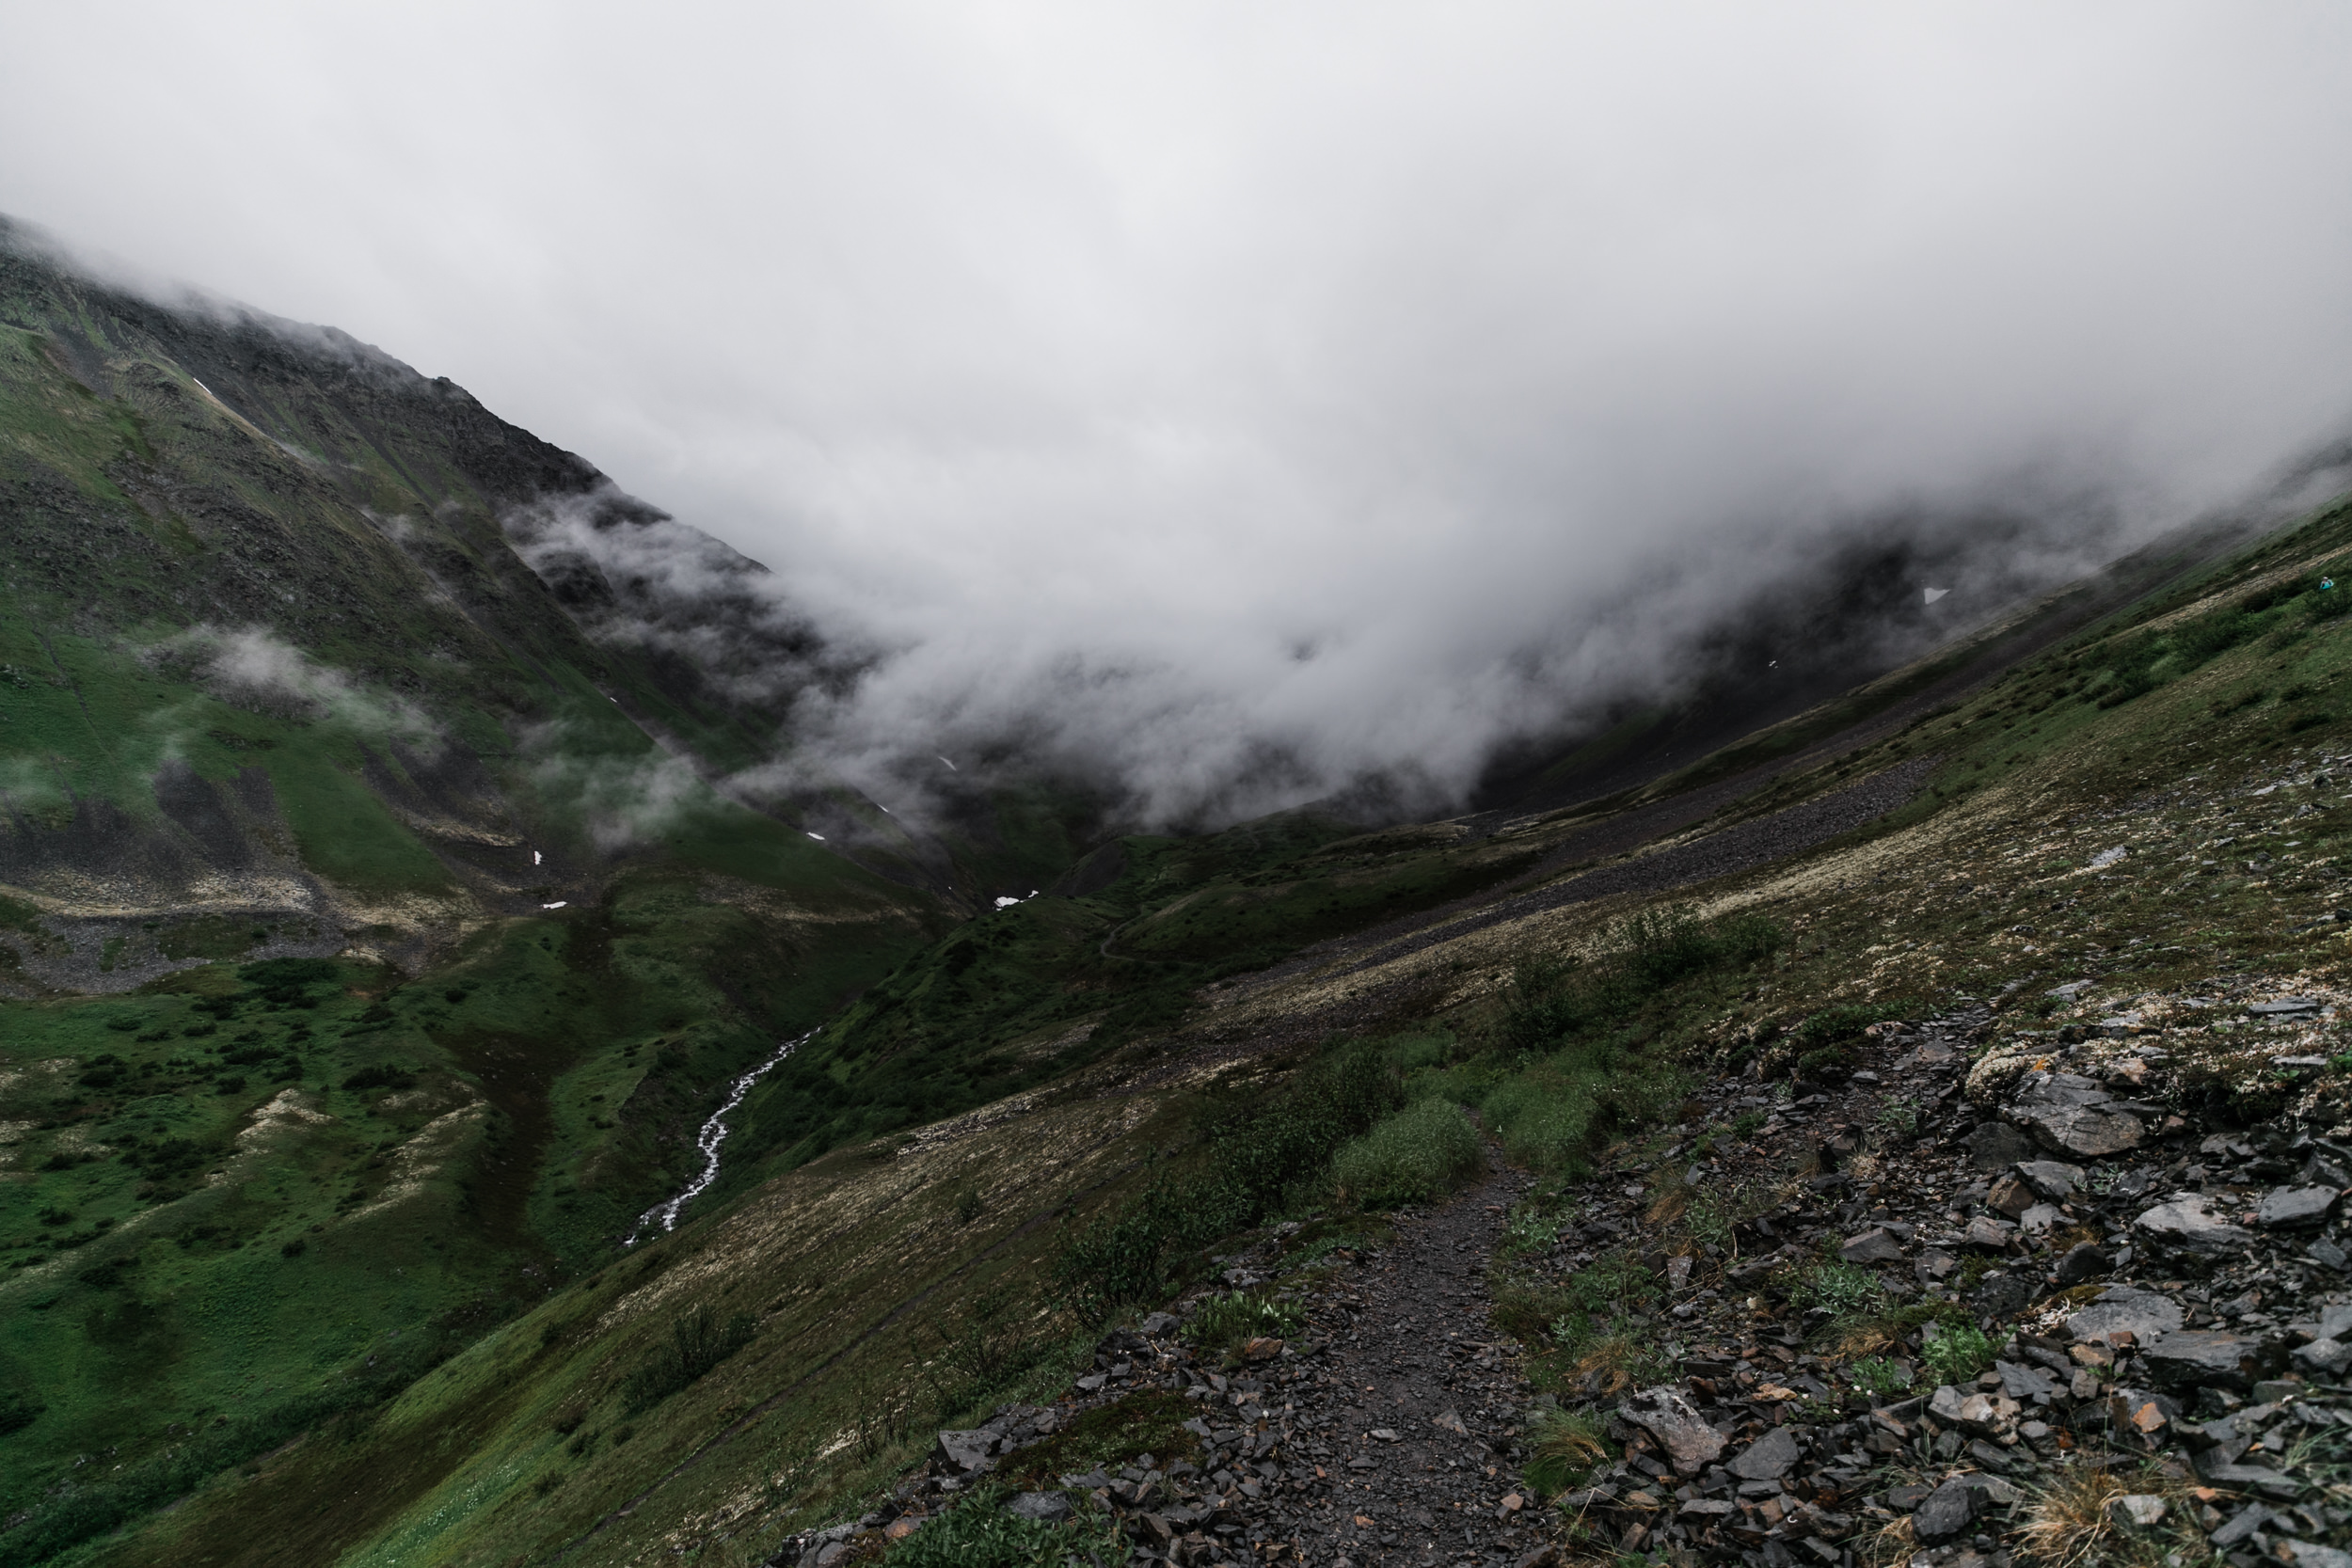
xmin=2 ymin=224 xmax=2349 ymax=1568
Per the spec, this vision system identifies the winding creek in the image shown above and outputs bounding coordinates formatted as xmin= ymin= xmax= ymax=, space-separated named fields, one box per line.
xmin=625 ymin=1029 xmax=812 ymax=1244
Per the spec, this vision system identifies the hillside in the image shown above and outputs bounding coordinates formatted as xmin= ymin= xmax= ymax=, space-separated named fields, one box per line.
xmin=0 ymin=232 xmax=2347 ymax=1568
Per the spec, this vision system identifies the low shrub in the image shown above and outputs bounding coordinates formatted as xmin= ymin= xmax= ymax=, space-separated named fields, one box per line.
xmin=621 ymin=1305 xmax=756 ymax=1414
xmin=1182 ymin=1291 xmax=1306 ymax=1359
xmin=1331 ymin=1098 xmax=1483 ymax=1209
xmin=999 ymin=1391 xmax=1203 ymax=1486
xmin=1052 ymin=1042 xmax=1402 ymax=1317
xmin=885 ymin=1485 xmax=1124 ymax=1568
xmin=1923 ymin=1321 xmax=1995 ymax=1386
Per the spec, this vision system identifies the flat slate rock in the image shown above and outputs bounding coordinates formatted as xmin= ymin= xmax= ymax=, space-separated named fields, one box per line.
xmin=1724 ymin=1426 xmax=1802 ymax=1481
xmin=2066 ymin=1286 xmax=2185 ymax=1346
xmin=2257 ymin=1185 xmax=2340 ymax=1229
xmin=2134 ymin=1193 xmax=2256 ymax=1256
xmin=2142 ymin=1330 xmax=2262 ymax=1391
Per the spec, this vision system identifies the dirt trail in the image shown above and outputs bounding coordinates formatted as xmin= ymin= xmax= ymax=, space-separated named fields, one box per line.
xmin=1250 ymin=1157 xmax=1549 ymax=1567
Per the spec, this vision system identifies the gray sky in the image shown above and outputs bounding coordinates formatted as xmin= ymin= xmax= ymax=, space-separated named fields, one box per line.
xmin=10 ymin=3 xmax=2352 ymax=819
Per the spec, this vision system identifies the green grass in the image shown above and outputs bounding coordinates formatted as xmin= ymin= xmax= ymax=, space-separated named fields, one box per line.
xmin=1331 ymin=1097 xmax=1484 ymax=1209
xmin=1181 ymin=1291 xmax=1308 ymax=1359
xmin=884 ymin=1484 xmax=1124 ymax=1568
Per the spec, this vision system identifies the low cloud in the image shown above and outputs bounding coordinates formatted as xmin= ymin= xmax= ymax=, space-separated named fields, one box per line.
xmin=155 ymin=626 xmax=438 ymax=745
xmin=11 ymin=7 xmax=2352 ymax=830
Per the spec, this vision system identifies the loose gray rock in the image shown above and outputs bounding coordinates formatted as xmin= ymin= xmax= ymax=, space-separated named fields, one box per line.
xmin=2066 ymin=1286 xmax=2185 ymax=1346
xmin=1616 ymin=1386 xmax=1725 ymax=1474
xmin=2106 ymin=1494 xmax=2167 ymax=1529
xmin=933 ymin=1430 xmax=995 ymax=1475
xmin=1139 ymin=1311 xmax=1182 ymax=1337
xmin=2249 ymin=997 xmax=2322 ymax=1017
xmin=2015 ymin=1161 xmax=2086 ymax=1201
xmin=1005 ymin=1492 xmax=1073 ymax=1524
xmin=2258 ymin=1185 xmax=2341 ymax=1229
xmin=2144 ymin=1330 xmax=2261 ymax=1391
xmin=2209 ymin=1503 xmax=2274 ymax=1548
xmin=2286 ymin=1544 xmax=2352 ymax=1568
xmin=1968 ymin=1122 xmax=2041 ymax=1171
xmin=1910 ymin=1478 xmax=1990 ymax=1545
xmin=2054 ymin=1242 xmax=2111 ymax=1286
xmin=1725 ymin=1426 xmax=1802 ymax=1481
xmin=1963 ymin=1215 xmax=2017 ymax=1251
xmin=2134 ymin=1193 xmax=2256 ymax=1257
xmin=2294 ymin=1337 xmax=2352 ymax=1377
xmin=1840 ymin=1227 xmax=1906 ymax=1264
xmin=1994 ymin=1359 xmax=2057 ymax=1401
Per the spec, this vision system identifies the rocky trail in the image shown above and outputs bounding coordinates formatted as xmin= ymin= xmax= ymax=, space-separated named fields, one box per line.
xmin=784 ymin=974 xmax=2352 ymax=1568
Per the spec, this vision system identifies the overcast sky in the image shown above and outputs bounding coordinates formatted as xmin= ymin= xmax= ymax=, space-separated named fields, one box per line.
xmin=9 ymin=3 xmax=2352 ymax=820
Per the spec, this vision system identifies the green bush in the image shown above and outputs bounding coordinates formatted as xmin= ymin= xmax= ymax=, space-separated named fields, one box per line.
xmin=1788 ymin=1260 xmax=1885 ymax=1318
xmin=1052 ymin=1042 xmax=1402 ymax=1317
xmin=1500 ymin=909 xmax=1783 ymax=1053
xmin=1923 ymin=1322 xmax=1995 ymax=1386
xmin=1332 ymin=1098 xmax=1483 ymax=1209
xmin=1850 ymin=1358 xmax=1911 ymax=1398
xmin=621 ymin=1304 xmax=756 ymax=1414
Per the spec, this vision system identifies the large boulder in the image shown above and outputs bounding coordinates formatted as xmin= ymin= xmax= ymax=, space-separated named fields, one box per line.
xmin=2006 ymin=1071 xmax=2142 ymax=1157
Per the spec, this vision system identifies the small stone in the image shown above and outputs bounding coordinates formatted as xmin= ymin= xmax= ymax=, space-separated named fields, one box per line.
xmin=2286 ymin=1544 xmax=2352 ymax=1568
xmin=2259 ymin=1186 xmax=2341 ymax=1230
xmin=884 ymin=1516 xmax=924 ymax=1541
xmin=2067 ymin=1286 xmax=2185 ymax=1346
xmin=1963 ymin=1215 xmax=2017 ymax=1251
xmin=1968 ymin=1122 xmax=2041 ymax=1170
xmin=1005 ymin=1493 xmax=1073 ymax=1524
xmin=2134 ymin=1193 xmax=2257 ymax=1257
xmin=2144 ymin=1331 xmax=2262 ymax=1392
xmin=2054 ymin=1242 xmax=2111 ymax=1286
xmin=1515 ymin=1547 xmax=1561 ymax=1568
xmin=1911 ymin=1478 xmax=1990 ymax=1544
xmin=2105 ymin=1495 xmax=2167 ymax=1529
xmin=1140 ymin=1311 xmax=1181 ymax=1337
xmin=1431 ymin=1409 xmax=1469 ymax=1435
xmin=1726 ymin=1426 xmax=1802 ymax=1481
xmin=1994 ymin=1360 xmax=2057 ymax=1401
xmin=933 ymin=1430 xmax=995 ymax=1474
xmin=2251 ymin=1379 xmax=2303 ymax=1404
xmin=2208 ymin=1503 xmax=2273 ymax=1548
xmin=2249 ymin=997 xmax=2322 ymax=1017
xmin=1679 ymin=1499 xmax=1737 ymax=1520
xmin=1369 ymin=1428 xmax=1401 ymax=1442
xmin=1616 ymin=1386 xmax=1726 ymax=1474
xmin=1240 ymin=1337 xmax=1283 ymax=1361
xmin=1840 ymin=1227 xmax=1906 ymax=1264
xmin=2294 ymin=1338 xmax=2352 ymax=1377
xmin=1986 ymin=1173 xmax=2036 ymax=1218
xmin=2015 ymin=1160 xmax=2087 ymax=1201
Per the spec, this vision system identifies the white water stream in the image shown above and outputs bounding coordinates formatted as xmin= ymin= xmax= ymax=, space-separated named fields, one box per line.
xmin=625 ymin=1030 xmax=812 ymax=1244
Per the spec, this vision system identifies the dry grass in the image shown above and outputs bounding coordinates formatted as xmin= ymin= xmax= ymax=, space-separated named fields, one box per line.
xmin=1643 ymin=1180 xmax=1692 ymax=1227
xmin=1566 ymin=1332 xmax=1660 ymax=1398
xmin=2015 ymin=1463 xmax=2207 ymax=1568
